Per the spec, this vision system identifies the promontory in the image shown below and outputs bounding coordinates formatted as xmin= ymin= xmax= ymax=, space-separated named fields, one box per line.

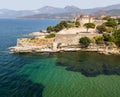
xmin=10 ymin=15 xmax=120 ymax=55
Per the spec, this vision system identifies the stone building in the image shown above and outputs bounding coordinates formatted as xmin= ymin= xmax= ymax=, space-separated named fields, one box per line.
xmin=75 ymin=15 xmax=94 ymax=26
xmin=75 ymin=15 xmax=106 ymax=26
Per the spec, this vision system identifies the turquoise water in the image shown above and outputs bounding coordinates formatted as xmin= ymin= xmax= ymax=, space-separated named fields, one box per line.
xmin=0 ymin=19 xmax=120 ymax=97
xmin=18 ymin=52 xmax=120 ymax=97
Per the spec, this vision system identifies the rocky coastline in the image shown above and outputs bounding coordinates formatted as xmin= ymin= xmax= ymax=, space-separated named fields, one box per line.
xmin=9 ymin=31 xmax=120 ymax=55
xmin=10 ymin=44 xmax=120 ymax=55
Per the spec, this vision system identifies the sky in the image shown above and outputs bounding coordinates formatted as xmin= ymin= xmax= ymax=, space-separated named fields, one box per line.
xmin=0 ymin=0 xmax=120 ymax=10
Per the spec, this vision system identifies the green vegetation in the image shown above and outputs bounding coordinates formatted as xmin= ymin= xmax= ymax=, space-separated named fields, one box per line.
xmin=97 ymin=18 xmax=119 ymax=33
xmin=104 ymin=20 xmax=117 ymax=29
xmin=97 ymin=25 xmax=113 ymax=33
xmin=79 ymin=37 xmax=91 ymax=48
xmin=40 ymin=30 xmax=43 ymax=32
xmin=96 ymin=25 xmax=107 ymax=33
xmin=45 ymin=33 xmax=55 ymax=38
xmin=47 ymin=26 xmax=53 ymax=33
xmin=103 ymin=33 xmax=113 ymax=42
xmin=96 ymin=18 xmax=119 ymax=46
xmin=102 ymin=16 xmax=111 ymax=20
xmin=75 ymin=21 xmax=80 ymax=27
xmin=93 ymin=29 xmax=120 ymax=47
xmin=84 ymin=23 xmax=95 ymax=32
xmin=54 ymin=21 xmax=68 ymax=32
xmin=94 ymin=36 xmax=104 ymax=44
xmin=45 ymin=18 xmax=120 ymax=49
xmin=106 ymin=27 xmax=113 ymax=33
xmin=112 ymin=29 xmax=120 ymax=47
xmin=116 ymin=18 xmax=120 ymax=25
xmin=46 ymin=21 xmax=75 ymax=33
xmin=30 ymin=37 xmax=35 ymax=40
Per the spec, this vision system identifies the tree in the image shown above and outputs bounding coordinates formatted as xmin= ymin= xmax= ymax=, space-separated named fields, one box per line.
xmin=96 ymin=25 xmax=107 ymax=33
xmin=54 ymin=21 xmax=68 ymax=32
xmin=102 ymin=16 xmax=111 ymax=20
xmin=116 ymin=18 xmax=120 ymax=25
xmin=46 ymin=21 xmax=75 ymax=33
xmin=75 ymin=21 xmax=80 ymax=27
xmin=79 ymin=37 xmax=91 ymax=48
xmin=112 ymin=29 xmax=120 ymax=47
xmin=104 ymin=20 xmax=117 ymax=29
xmin=47 ymin=26 xmax=53 ymax=33
xmin=84 ymin=23 xmax=95 ymax=32
xmin=103 ymin=33 xmax=113 ymax=42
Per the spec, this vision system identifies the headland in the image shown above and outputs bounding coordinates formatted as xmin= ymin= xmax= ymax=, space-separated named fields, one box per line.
xmin=10 ymin=15 xmax=120 ymax=55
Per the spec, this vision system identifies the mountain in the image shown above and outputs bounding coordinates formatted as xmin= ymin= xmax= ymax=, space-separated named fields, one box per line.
xmin=0 ymin=9 xmax=35 ymax=18
xmin=35 ymin=6 xmax=63 ymax=14
xmin=82 ymin=4 xmax=120 ymax=14
xmin=101 ymin=4 xmax=120 ymax=10
xmin=0 ymin=9 xmax=17 ymax=18
xmin=32 ymin=6 xmax=81 ymax=14
xmin=106 ymin=9 xmax=120 ymax=15
xmin=64 ymin=6 xmax=81 ymax=13
xmin=0 ymin=4 xmax=120 ymax=19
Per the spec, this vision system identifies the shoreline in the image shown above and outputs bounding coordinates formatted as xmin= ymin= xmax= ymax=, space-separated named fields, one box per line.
xmin=9 ymin=45 xmax=120 ymax=55
xmin=9 ymin=27 xmax=120 ymax=55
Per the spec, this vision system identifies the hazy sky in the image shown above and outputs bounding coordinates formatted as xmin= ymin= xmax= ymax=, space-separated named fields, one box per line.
xmin=0 ymin=0 xmax=120 ymax=10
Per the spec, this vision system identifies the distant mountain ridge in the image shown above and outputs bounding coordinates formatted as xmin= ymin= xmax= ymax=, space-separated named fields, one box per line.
xmin=0 ymin=4 xmax=120 ymax=18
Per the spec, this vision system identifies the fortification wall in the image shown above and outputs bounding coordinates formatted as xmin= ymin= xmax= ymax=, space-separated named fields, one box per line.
xmin=55 ymin=33 xmax=98 ymax=47
xmin=55 ymin=34 xmax=80 ymax=46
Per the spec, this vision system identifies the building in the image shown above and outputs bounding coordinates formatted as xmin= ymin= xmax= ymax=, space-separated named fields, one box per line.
xmin=75 ymin=15 xmax=94 ymax=26
xmin=75 ymin=15 xmax=106 ymax=26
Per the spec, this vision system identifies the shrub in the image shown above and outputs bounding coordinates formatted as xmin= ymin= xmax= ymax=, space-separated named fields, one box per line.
xmin=30 ymin=37 xmax=35 ymax=40
xmin=102 ymin=16 xmax=111 ymax=20
xmin=103 ymin=33 xmax=113 ymax=42
xmin=45 ymin=33 xmax=55 ymax=38
xmin=96 ymin=25 xmax=107 ymax=33
xmin=94 ymin=36 xmax=104 ymax=44
xmin=47 ymin=26 xmax=53 ymax=33
xmin=104 ymin=20 xmax=117 ymax=29
xmin=116 ymin=18 xmax=120 ymax=25
xmin=105 ymin=27 xmax=113 ymax=33
xmin=46 ymin=21 xmax=75 ymax=33
xmin=79 ymin=37 xmax=91 ymax=48
xmin=75 ymin=21 xmax=80 ymax=27
xmin=112 ymin=29 xmax=120 ymax=47
xmin=40 ymin=30 xmax=43 ymax=32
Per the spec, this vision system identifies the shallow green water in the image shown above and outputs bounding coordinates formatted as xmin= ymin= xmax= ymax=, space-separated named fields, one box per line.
xmin=18 ymin=52 xmax=120 ymax=97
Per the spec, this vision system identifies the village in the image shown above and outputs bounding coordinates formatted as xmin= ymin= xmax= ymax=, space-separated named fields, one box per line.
xmin=10 ymin=15 xmax=120 ymax=55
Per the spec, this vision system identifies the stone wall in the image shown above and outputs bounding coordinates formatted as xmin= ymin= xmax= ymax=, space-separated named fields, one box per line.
xmin=55 ymin=34 xmax=80 ymax=46
xmin=55 ymin=33 xmax=99 ymax=47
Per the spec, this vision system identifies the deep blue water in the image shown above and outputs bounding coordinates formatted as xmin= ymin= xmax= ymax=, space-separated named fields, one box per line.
xmin=0 ymin=19 xmax=60 ymax=51
xmin=0 ymin=19 xmax=60 ymax=97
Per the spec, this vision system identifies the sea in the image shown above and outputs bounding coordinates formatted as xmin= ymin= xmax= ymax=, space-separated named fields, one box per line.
xmin=0 ymin=19 xmax=120 ymax=97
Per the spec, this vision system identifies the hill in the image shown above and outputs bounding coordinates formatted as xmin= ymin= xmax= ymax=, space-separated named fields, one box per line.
xmin=0 ymin=4 xmax=120 ymax=19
